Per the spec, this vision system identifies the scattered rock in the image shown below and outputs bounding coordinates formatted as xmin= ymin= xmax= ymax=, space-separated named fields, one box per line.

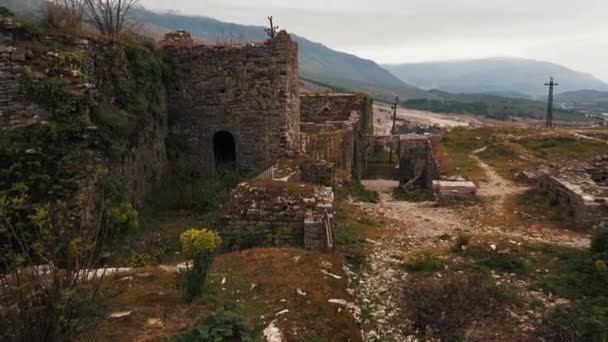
xmin=109 ymin=311 xmax=132 ymax=319
xmin=263 ymin=320 xmax=284 ymax=342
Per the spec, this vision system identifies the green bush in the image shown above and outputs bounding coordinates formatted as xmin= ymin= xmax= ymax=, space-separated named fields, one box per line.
xmin=404 ymin=273 xmax=514 ymax=340
xmin=169 ymin=305 xmax=252 ymax=342
xmin=402 ymin=252 xmax=442 ymax=273
xmin=0 ymin=6 xmax=13 ymax=17
xmin=177 ymin=228 xmax=222 ymax=302
xmin=591 ymin=225 xmax=608 ymax=256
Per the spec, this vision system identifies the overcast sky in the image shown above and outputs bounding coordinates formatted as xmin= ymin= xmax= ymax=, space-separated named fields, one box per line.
xmin=142 ymin=0 xmax=608 ymax=82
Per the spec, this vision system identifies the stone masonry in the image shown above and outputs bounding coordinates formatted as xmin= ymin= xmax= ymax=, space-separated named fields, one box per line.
xmin=0 ymin=16 xmax=47 ymax=128
xmin=220 ymin=181 xmax=335 ymax=251
xmin=162 ymin=31 xmax=300 ymax=176
xmin=538 ymin=160 xmax=608 ymax=227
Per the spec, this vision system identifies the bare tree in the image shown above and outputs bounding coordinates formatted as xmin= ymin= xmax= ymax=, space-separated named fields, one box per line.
xmin=42 ymin=0 xmax=84 ymax=29
xmin=265 ymin=16 xmax=279 ymax=39
xmin=83 ymin=0 xmax=141 ymax=36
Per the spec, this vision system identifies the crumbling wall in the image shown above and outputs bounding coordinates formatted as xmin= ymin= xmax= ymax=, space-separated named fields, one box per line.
xmin=300 ymin=93 xmax=373 ymax=134
xmin=220 ymin=181 xmax=335 ymax=251
xmin=301 ymin=93 xmax=359 ymax=122
xmin=0 ymin=16 xmax=168 ymax=210
xmin=0 ymin=17 xmax=47 ymax=128
xmin=301 ymin=160 xmax=336 ymax=187
xmin=538 ymin=169 xmax=608 ymax=227
xmin=163 ymin=31 xmax=300 ymax=176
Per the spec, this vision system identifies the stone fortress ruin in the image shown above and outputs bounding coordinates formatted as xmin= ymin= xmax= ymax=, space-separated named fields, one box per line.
xmin=4 ymin=16 xmax=605 ymax=256
xmin=160 ymin=30 xmax=376 ymax=251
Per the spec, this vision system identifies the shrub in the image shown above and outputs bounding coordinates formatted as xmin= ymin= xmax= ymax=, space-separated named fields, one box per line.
xmin=404 ymin=273 xmax=514 ymax=340
xmin=402 ymin=252 xmax=442 ymax=273
xmin=180 ymin=229 xmax=222 ymax=258
xmin=169 ymin=304 xmax=252 ymax=342
xmin=591 ymin=225 xmax=608 ymax=256
xmin=0 ymin=6 xmax=13 ymax=17
xmin=177 ymin=228 xmax=221 ymax=302
xmin=451 ymin=233 xmax=471 ymax=252
xmin=0 ymin=186 xmax=108 ymax=341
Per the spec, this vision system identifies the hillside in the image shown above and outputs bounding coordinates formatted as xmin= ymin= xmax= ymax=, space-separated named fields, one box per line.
xmin=384 ymin=57 xmax=608 ymax=99
xmin=558 ymin=89 xmax=608 ymax=112
xmin=403 ymin=90 xmax=594 ymax=123
xmin=134 ymin=9 xmax=431 ymax=102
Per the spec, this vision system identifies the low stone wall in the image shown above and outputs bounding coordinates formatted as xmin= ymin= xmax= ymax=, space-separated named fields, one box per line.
xmin=538 ymin=170 xmax=608 ymax=228
xmin=433 ymin=179 xmax=477 ymax=206
xmin=220 ymin=180 xmax=335 ymax=251
xmin=301 ymin=160 xmax=336 ymax=187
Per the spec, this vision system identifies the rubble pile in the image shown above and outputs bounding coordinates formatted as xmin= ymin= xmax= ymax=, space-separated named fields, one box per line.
xmin=586 ymin=155 xmax=608 ymax=186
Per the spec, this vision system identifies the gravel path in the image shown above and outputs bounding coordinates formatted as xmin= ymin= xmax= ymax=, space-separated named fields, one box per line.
xmin=352 ymin=161 xmax=590 ymax=341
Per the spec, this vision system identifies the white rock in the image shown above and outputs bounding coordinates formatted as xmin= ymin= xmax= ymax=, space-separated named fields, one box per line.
xmin=275 ymin=309 xmax=289 ymax=316
xmin=109 ymin=311 xmax=132 ymax=319
xmin=321 ymin=270 xmax=342 ymax=279
xmin=263 ymin=320 xmax=283 ymax=342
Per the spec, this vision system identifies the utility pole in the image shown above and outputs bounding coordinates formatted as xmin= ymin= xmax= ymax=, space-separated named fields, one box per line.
xmin=544 ymin=77 xmax=558 ymax=129
xmin=389 ymin=96 xmax=399 ymax=163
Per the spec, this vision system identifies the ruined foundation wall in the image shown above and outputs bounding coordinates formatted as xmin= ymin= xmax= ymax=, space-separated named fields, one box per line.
xmin=220 ymin=181 xmax=335 ymax=251
xmin=538 ymin=173 xmax=608 ymax=227
xmin=163 ymin=31 xmax=300 ymax=175
xmin=397 ymin=136 xmax=439 ymax=188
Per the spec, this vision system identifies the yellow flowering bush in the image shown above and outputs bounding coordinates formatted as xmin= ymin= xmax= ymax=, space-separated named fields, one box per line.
xmin=180 ymin=228 xmax=222 ymax=258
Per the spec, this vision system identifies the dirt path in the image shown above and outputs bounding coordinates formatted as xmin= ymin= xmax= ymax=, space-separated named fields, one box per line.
xmin=353 ymin=160 xmax=590 ymax=341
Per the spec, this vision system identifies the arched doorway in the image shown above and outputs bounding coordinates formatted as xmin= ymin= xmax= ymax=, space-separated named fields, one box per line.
xmin=213 ymin=131 xmax=236 ymax=167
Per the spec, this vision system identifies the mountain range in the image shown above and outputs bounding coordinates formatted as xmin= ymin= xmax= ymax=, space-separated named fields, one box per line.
xmin=134 ymin=9 xmax=430 ymax=102
xmin=383 ymin=58 xmax=608 ymax=99
xmin=3 ymin=0 xmax=608 ymax=110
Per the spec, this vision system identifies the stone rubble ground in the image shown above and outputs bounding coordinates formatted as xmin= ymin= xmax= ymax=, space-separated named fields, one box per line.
xmin=351 ymin=158 xmax=590 ymax=341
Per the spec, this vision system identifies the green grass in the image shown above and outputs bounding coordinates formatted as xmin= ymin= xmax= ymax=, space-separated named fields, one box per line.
xmin=334 ymin=206 xmax=376 ymax=271
xmin=519 ymin=136 xmax=606 ymax=162
xmin=461 ymin=245 xmax=530 ymax=275
xmin=393 ymin=187 xmax=435 ymax=202
xmin=337 ymin=181 xmax=380 ymax=203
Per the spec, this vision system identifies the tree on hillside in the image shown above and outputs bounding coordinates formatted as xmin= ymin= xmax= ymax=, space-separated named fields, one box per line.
xmin=83 ymin=0 xmax=140 ymax=36
xmin=42 ymin=0 xmax=84 ymax=28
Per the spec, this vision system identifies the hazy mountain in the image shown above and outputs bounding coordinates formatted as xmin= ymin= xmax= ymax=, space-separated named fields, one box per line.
xmin=134 ymin=9 xmax=432 ymax=102
xmin=383 ymin=57 xmax=608 ymax=99
xmin=557 ymin=89 xmax=608 ymax=112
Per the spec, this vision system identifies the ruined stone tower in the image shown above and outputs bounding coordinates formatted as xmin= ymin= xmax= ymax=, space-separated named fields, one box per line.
xmin=162 ymin=30 xmax=300 ymax=175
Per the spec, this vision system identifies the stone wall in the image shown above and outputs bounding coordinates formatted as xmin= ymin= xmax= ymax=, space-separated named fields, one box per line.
xmin=0 ymin=17 xmax=168 ymax=210
xmin=363 ymin=134 xmax=439 ymax=188
xmin=538 ymin=168 xmax=608 ymax=227
xmin=397 ymin=135 xmax=440 ymax=189
xmin=163 ymin=31 xmax=300 ymax=176
xmin=301 ymin=160 xmax=336 ymax=187
xmin=220 ymin=180 xmax=335 ymax=251
xmin=300 ymin=93 xmax=373 ymax=134
xmin=0 ymin=17 xmax=47 ymax=128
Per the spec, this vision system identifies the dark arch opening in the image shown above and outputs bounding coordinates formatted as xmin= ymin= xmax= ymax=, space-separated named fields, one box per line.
xmin=213 ymin=131 xmax=236 ymax=167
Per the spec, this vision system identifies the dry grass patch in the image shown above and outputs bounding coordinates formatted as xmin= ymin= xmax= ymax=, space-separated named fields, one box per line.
xmin=84 ymin=248 xmax=362 ymax=341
